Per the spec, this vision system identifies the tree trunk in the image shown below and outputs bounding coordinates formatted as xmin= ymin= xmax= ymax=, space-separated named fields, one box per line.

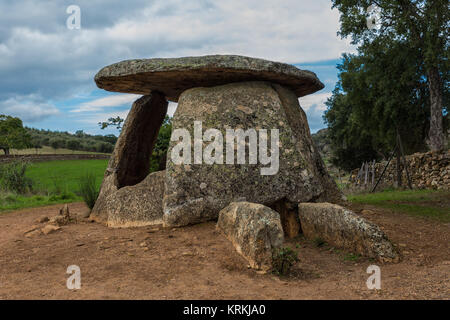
xmin=1 ymin=147 xmax=10 ymax=155
xmin=427 ymin=66 xmax=445 ymax=151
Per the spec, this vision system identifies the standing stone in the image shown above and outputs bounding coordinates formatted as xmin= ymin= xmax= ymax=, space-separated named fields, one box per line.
xmin=298 ymin=203 xmax=399 ymax=262
xmin=217 ymin=201 xmax=284 ymax=270
xmin=269 ymin=199 xmax=301 ymax=239
xmin=90 ymin=92 xmax=168 ymax=226
xmin=163 ymin=81 xmax=341 ymax=227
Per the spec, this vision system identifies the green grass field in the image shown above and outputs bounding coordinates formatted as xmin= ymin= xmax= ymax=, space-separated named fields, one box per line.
xmin=348 ymin=189 xmax=450 ymax=222
xmin=0 ymin=159 xmax=108 ymax=212
xmin=26 ymin=159 xmax=108 ymax=193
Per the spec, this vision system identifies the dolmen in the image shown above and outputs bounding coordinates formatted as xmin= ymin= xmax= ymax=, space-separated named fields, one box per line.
xmin=90 ymin=55 xmax=398 ymax=266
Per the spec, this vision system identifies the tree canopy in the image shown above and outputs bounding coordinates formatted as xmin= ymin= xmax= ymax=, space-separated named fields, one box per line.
xmin=331 ymin=0 xmax=449 ymax=151
xmin=0 ymin=115 xmax=32 ymax=155
xmin=324 ymin=39 xmax=433 ymax=170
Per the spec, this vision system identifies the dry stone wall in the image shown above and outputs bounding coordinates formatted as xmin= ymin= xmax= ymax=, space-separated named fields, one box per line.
xmin=351 ymin=150 xmax=450 ymax=190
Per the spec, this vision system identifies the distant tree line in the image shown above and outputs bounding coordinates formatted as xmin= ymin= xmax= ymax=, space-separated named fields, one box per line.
xmin=2 ymin=113 xmax=173 ymax=175
xmin=0 ymin=115 xmax=117 ymax=154
xmin=26 ymin=127 xmax=117 ymax=153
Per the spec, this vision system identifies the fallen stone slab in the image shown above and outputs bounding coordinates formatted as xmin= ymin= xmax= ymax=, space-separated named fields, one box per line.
xmin=94 ymin=55 xmax=324 ymax=102
xmin=217 ymin=201 xmax=284 ymax=271
xmin=298 ymin=203 xmax=399 ymax=263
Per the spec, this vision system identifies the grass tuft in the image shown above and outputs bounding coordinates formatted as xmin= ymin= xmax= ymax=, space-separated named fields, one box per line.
xmin=272 ymin=247 xmax=299 ymax=276
xmin=78 ymin=171 xmax=99 ymax=210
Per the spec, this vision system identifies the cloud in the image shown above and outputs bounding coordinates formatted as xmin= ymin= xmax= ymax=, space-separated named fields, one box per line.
xmin=0 ymin=1 xmax=352 ymax=100
xmin=299 ymin=92 xmax=331 ymax=112
xmin=0 ymin=0 xmax=353 ymax=132
xmin=70 ymin=94 xmax=141 ymax=112
xmin=70 ymin=109 xmax=131 ymax=135
xmin=0 ymin=94 xmax=60 ymax=122
xmin=168 ymin=102 xmax=177 ymax=117
xmin=70 ymin=98 xmax=177 ymax=135
xmin=299 ymin=92 xmax=331 ymax=133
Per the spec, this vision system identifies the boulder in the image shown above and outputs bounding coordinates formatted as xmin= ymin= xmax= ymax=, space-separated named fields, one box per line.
xmin=163 ymin=81 xmax=341 ymax=227
xmin=90 ymin=92 xmax=168 ymax=226
xmin=217 ymin=202 xmax=284 ymax=270
xmin=95 ymin=55 xmax=324 ymax=101
xmin=298 ymin=203 xmax=399 ymax=262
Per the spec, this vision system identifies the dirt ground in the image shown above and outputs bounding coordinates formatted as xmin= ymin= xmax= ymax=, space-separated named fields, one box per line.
xmin=0 ymin=202 xmax=448 ymax=300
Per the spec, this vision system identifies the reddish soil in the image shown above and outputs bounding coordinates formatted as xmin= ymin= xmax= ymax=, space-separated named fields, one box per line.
xmin=0 ymin=202 xmax=448 ymax=300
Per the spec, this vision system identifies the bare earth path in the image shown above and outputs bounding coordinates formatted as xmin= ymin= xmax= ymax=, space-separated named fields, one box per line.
xmin=0 ymin=202 xmax=448 ymax=299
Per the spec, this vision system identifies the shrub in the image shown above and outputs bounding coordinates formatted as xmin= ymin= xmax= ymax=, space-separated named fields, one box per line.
xmin=272 ymin=247 xmax=299 ymax=276
xmin=0 ymin=161 xmax=33 ymax=194
xmin=78 ymin=171 xmax=99 ymax=210
xmin=313 ymin=237 xmax=326 ymax=247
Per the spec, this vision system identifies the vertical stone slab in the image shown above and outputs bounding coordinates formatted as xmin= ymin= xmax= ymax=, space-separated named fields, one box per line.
xmin=272 ymin=84 xmax=341 ymax=203
xmin=114 ymin=93 xmax=168 ymax=188
xmin=269 ymin=199 xmax=301 ymax=239
xmin=163 ymin=81 xmax=341 ymax=227
xmin=90 ymin=92 xmax=168 ymax=224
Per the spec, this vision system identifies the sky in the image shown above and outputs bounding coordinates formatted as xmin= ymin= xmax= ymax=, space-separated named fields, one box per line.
xmin=0 ymin=0 xmax=355 ymax=136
